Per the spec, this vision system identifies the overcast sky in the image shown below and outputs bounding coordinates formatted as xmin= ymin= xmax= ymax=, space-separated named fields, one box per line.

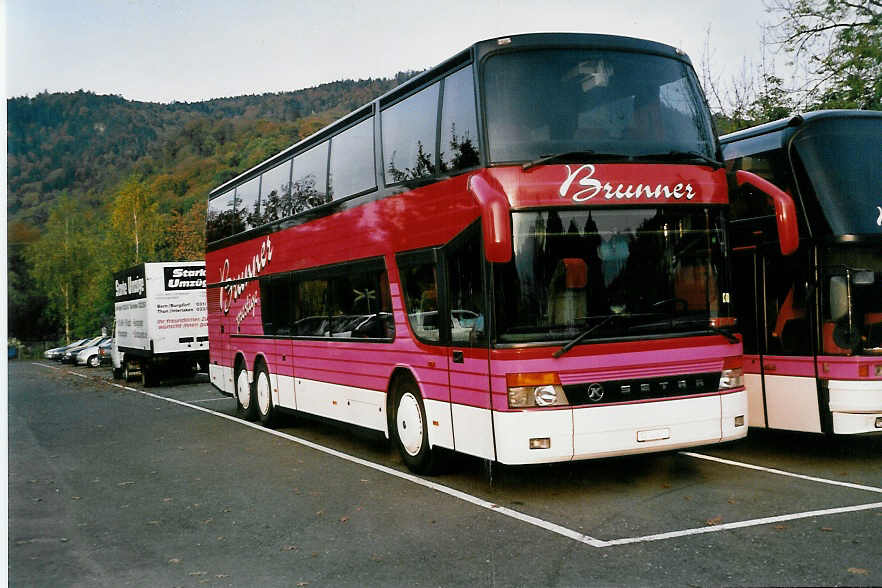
xmin=6 ymin=0 xmax=779 ymax=104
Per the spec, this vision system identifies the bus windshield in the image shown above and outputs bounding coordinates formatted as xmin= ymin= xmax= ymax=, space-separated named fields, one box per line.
xmin=821 ymin=245 xmax=882 ymax=356
xmin=791 ymin=117 xmax=882 ymax=236
xmin=483 ymin=49 xmax=716 ymax=164
xmin=494 ymin=208 xmax=729 ymax=344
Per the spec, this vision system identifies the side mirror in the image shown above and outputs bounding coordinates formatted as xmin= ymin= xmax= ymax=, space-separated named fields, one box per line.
xmin=829 ymin=276 xmax=848 ymax=322
xmin=734 ymin=170 xmax=800 ymax=256
xmin=468 ymin=172 xmax=512 ymax=263
xmin=853 ymin=270 xmax=875 ymax=286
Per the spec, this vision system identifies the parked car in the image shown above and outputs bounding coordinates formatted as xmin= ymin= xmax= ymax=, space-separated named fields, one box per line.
xmin=97 ymin=339 xmax=114 ymax=367
xmin=75 ymin=337 xmax=112 ymax=368
xmin=61 ymin=336 xmax=104 ymax=364
xmin=44 ymin=339 xmax=88 ymax=360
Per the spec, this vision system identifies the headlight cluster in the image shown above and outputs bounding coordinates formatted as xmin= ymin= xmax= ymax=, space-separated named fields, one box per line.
xmin=506 ymin=373 xmax=569 ymax=408
xmin=719 ymin=356 xmax=744 ymax=390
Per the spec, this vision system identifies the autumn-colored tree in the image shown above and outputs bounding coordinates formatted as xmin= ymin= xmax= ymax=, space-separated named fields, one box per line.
xmin=168 ymin=205 xmax=206 ymax=260
xmin=26 ymin=195 xmax=99 ymax=343
xmin=108 ymin=175 xmax=167 ymax=267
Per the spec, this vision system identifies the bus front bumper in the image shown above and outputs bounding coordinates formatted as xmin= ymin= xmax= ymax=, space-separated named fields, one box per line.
xmin=493 ymin=390 xmax=748 ymax=465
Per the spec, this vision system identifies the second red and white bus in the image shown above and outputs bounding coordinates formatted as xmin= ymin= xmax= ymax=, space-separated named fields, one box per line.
xmin=206 ymin=33 xmax=796 ymax=472
xmin=721 ymin=110 xmax=882 ymax=435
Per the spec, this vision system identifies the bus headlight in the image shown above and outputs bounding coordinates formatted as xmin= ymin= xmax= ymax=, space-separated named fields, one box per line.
xmin=534 ymin=385 xmax=561 ymax=406
xmin=506 ymin=373 xmax=569 ymax=408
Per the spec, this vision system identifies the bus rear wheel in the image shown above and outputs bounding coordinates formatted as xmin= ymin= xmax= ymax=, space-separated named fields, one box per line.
xmin=235 ymin=363 xmax=258 ymax=421
xmin=255 ymin=363 xmax=276 ymax=427
xmin=393 ymin=378 xmax=442 ymax=475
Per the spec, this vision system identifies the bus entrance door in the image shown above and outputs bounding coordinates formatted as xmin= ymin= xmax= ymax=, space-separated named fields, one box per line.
xmin=731 ymin=243 xmax=822 ymax=432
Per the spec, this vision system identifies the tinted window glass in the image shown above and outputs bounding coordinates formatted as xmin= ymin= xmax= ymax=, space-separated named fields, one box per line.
xmin=260 ymin=160 xmax=292 ymax=223
xmin=236 ymin=176 xmax=261 ymax=230
xmin=383 ymin=83 xmax=439 ymax=184
xmin=329 ymin=118 xmax=376 ymax=199
xmin=260 ymin=274 xmax=294 ymax=336
xmin=293 ymin=261 xmax=393 ymax=340
xmin=483 ymin=49 xmax=715 ymax=163
xmin=206 ymin=189 xmax=240 ymax=243
xmin=447 ymin=227 xmax=486 ymax=346
xmin=792 ymin=116 xmax=882 ymax=236
xmin=292 ymin=142 xmax=329 ymax=213
xmin=398 ymin=257 xmax=441 ymax=343
xmin=440 ymin=66 xmax=480 ymax=173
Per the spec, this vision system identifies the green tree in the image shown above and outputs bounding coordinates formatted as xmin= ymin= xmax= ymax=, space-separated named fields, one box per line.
xmin=26 ymin=195 xmax=99 ymax=343
xmin=768 ymin=0 xmax=882 ymax=109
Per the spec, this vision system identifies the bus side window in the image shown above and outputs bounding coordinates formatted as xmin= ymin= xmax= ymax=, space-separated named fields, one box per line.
xmin=398 ymin=255 xmax=441 ymax=344
xmin=446 ymin=226 xmax=486 ymax=346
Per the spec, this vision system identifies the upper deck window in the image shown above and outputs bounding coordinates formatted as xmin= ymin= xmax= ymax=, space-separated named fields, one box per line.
xmin=292 ymin=141 xmax=329 ymax=212
xmin=482 ymin=49 xmax=715 ymax=164
xmin=382 ymin=83 xmax=440 ymax=184
xmin=206 ymin=189 xmax=240 ymax=243
xmin=236 ymin=176 xmax=261 ymax=231
xmin=439 ymin=65 xmax=480 ymax=173
xmin=791 ymin=117 xmax=882 ymax=236
xmin=329 ymin=117 xmax=376 ymax=199
xmin=260 ymin=159 xmax=292 ymax=224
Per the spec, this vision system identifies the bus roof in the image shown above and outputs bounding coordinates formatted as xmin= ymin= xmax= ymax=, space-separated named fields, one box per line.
xmin=209 ymin=32 xmax=691 ymax=199
xmin=719 ymin=109 xmax=882 ymax=149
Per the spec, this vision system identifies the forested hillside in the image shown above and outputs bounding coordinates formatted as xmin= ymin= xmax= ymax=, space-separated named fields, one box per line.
xmin=7 ymin=73 xmax=417 ymax=342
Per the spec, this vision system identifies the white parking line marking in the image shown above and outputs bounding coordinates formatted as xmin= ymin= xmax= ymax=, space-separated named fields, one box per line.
xmin=188 ymin=397 xmax=232 ymax=403
xmin=681 ymin=451 xmax=882 ymax=494
xmin=602 ymin=502 xmax=882 ymax=547
xmin=43 ymin=365 xmax=882 ymax=549
xmin=69 ymin=371 xmax=89 ymax=379
xmin=116 ymin=385 xmax=609 ymax=548
xmin=32 ymin=362 xmax=60 ymax=370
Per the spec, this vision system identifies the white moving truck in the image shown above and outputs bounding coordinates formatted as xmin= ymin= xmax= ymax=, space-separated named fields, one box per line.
xmin=113 ymin=262 xmax=209 ymax=386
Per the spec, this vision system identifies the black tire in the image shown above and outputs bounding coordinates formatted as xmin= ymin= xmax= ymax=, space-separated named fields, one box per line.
xmin=123 ymin=361 xmax=134 ymax=382
xmin=87 ymin=355 xmax=100 ymax=368
xmin=141 ymin=363 xmax=158 ymax=387
xmin=235 ymin=362 xmax=258 ymax=421
xmin=112 ymin=367 xmax=123 ymax=379
xmin=392 ymin=377 xmax=443 ymax=475
xmin=254 ymin=362 xmax=277 ymax=427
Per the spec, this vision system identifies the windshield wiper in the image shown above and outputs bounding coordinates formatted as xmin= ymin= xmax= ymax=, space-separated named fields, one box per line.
xmin=522 ymin=151 xmax=632 ymax=171
xmin=553 ymin=315 xmax=617 ymax=359
xmin=669 ymin=318 xmax=739 ymax=343
xmin=636 ymin=150 xmax=724 ymax=169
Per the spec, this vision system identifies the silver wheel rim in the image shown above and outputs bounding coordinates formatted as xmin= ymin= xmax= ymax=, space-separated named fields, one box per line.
xmin=236 ymin=370 xmax=250 ymax=409
xmin=397 ymin=392 xmax=424 ymax=457
xmin=256 ymin=370 xmax=271 ymax=416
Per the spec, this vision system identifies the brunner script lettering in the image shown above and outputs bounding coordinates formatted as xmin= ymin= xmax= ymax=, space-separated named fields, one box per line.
xmin=219 ymin=236 xmax=274 ymax=328
xmin=560 ymin=164 xmax=696 ymax=202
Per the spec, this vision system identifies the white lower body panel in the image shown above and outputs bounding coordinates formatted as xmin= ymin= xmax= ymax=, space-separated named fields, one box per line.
xmin=829 ymin=379 xmax=882 ymax=435
xmin=764 ymin=375 xmax=822 ymax=433
xmin=210 ymin=364 xmax=234 ymax=395
xmin=294 ymin=377 xmax=387 ymax=434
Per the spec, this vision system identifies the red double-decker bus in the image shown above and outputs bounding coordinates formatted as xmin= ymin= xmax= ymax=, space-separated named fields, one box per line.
xmin=205 ymin=33 xmax=795 ymax=473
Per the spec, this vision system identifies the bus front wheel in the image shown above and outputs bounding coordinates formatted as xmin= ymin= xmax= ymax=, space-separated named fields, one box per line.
xmin=393 ymin=378 xmax=442 ymax=475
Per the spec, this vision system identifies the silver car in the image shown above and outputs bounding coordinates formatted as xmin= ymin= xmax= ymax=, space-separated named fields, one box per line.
xmin=75 ymin=337 xmax=112 ymax=367
xmin=44 ymin=339 xmax=88 ymax=360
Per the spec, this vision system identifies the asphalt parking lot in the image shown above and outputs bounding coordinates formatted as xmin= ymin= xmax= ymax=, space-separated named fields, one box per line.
xmin=9 ymin=360 xmax=882 ymax=586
